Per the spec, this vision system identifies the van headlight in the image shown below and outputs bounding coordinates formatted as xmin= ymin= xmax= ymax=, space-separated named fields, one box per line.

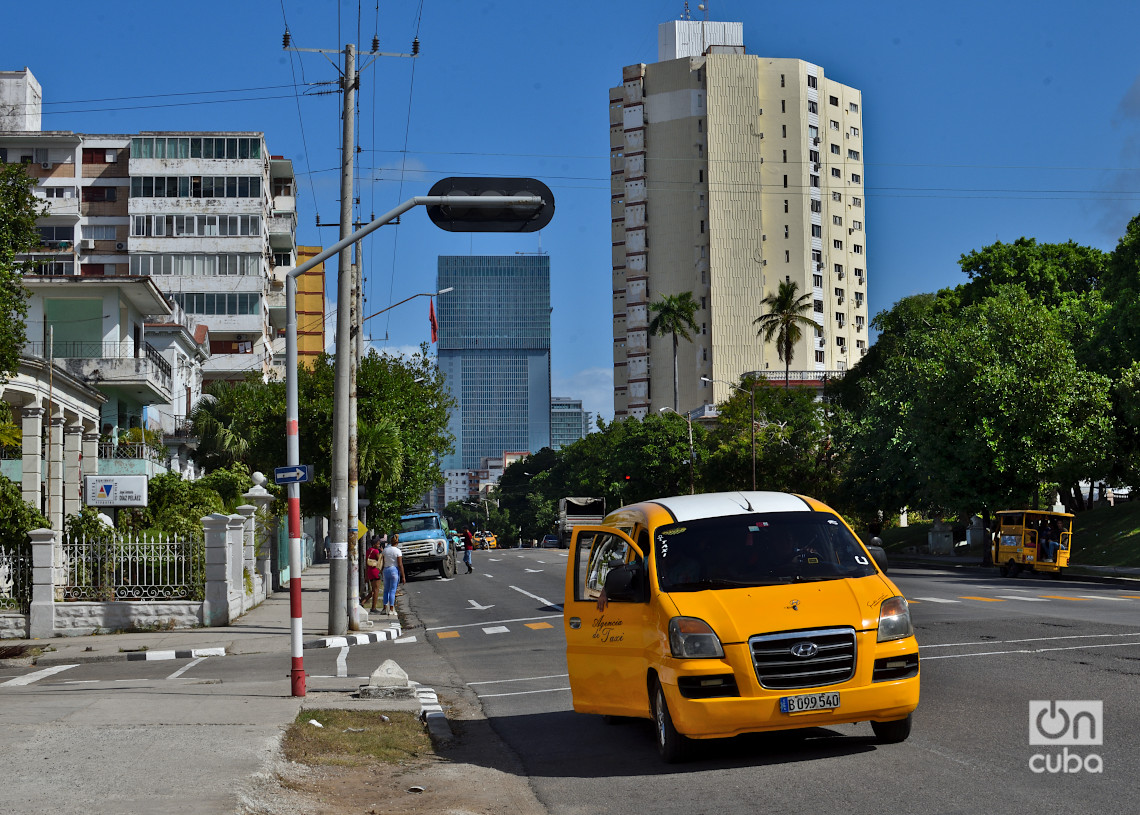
xmin=435 ymin=541 xmax=445 ymax=554
xmin=668 ymin=617 xmax=724 ymax=658
xmin=877 ymin=596 xmax=914 ymax=642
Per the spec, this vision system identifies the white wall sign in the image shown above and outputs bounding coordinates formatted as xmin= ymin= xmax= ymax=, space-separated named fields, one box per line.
xmin=84 ymin=475 xmax=148 ymax=507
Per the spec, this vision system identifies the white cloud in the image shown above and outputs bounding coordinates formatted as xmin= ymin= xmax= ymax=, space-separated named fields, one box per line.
xmin=553 ymin=366 xmax=614 ymax=427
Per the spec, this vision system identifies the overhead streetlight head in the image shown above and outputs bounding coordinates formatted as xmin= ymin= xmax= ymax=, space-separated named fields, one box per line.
xmin=437 ymin=287 xmax=454 ymax=294
xmin=700 ymin=376 xmax=711 ymax=382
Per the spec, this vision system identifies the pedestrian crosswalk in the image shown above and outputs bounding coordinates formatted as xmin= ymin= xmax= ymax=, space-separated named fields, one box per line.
xmin=428 ymin=616 xmax=560 ymax=640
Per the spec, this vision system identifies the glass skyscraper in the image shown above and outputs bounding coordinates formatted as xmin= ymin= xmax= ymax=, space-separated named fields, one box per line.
xmin=438 ymin=255 xmax=551 ymax=470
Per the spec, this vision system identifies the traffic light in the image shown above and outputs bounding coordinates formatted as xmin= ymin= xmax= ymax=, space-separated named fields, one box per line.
xmin=426 ymin=177 xmax=555 ymax=233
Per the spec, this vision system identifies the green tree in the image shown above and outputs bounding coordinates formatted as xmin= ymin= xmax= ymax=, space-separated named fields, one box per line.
xmin=188 ymin=380 xmax=260 ymax=471
xmin=753 ymin=280 xmax=816 ymax=388
xmin=0 ymin=474 xmax=48 ymax=550
xmin=648 ymin=292 xmax=700 ymax=411
xmin=0 ymin=163 xmax=47 ymax=376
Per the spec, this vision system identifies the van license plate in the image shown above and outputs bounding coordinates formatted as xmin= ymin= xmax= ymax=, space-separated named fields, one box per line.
xmin=780 ymin=692 xmax=840 ymax=714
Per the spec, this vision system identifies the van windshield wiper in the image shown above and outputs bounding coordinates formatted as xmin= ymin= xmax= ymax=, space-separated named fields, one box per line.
xmin=667 ymin=577 xmax=784 ymax=590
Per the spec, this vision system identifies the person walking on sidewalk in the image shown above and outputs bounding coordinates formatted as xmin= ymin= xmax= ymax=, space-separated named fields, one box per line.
xmin=365 ymin=538 xmax=382 ymax=612
xmin=461 ymin=525 xmax=475 ymax=574
xmin=381 ymin=535 xmax=406 ymax=616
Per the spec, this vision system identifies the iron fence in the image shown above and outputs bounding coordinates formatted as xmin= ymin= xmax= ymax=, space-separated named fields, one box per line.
xmin=60 ymin=533 xmax=203 ymax=601
xmin=0 ymin=547 xmax=32 ymax=613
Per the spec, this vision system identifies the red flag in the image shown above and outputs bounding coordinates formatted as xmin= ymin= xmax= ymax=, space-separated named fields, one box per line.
xmin=429 ymin=298 xmax=438 ymax=343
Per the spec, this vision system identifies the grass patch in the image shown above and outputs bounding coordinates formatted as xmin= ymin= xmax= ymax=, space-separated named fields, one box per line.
xmin=282 ymin=709 xmax=432 ymax=767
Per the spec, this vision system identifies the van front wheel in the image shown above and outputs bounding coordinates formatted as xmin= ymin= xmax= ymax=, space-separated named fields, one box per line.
xmin=871 ymin=713 xmax=912 ymax=744
xmin=653 ymin=682 xmax=690 ymax=763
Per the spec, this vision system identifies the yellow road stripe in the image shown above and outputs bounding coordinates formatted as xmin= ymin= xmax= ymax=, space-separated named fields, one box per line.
xmin=437 ymin=631 xmax=460 ymax=639
xmin=1039 ymin=595 xmax=1092 ymax=601
xmin=959 ymin=596 xmax=1005 ymax=602
xmin=525 ymin=622 xmax=554 ymax=630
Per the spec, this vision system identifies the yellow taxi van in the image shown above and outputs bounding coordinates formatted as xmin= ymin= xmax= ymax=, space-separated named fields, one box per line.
xmin=563 ymin=491 xmax=920 ymax=762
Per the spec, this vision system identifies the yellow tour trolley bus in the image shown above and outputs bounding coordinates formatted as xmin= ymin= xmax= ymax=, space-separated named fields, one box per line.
xmin=992 ymin=510 xmax=1073 ymax=578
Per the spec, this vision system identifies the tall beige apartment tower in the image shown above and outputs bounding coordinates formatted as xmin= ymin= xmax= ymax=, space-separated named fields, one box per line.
xmin=612 ymin=21 xmax=868 ymax=419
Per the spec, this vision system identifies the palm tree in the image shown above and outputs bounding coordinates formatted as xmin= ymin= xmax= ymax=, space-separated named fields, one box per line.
xmin=753 ymin=280 xmax=817 ymax=389
xmin=648 ymin=292 xmax=700 ymax=412
xmin=188 ymin=381 xmax=254 ymax=470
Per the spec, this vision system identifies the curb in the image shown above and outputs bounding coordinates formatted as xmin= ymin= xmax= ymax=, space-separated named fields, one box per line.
xmin=412 ymin=681 xmax=454 ymax=744
xmin=34 ymin=645 xmax=229 ymax=666
xmin=892 ymin=557 xmax=1140 ymax=585
xmin=303 ymin=625 xmax=403 ymax=650
xmin=125 ymin=647 xmax=227 ymax=661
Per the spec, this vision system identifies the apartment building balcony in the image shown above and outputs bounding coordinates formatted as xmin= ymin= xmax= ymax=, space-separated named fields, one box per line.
xmin=266 ymin=286 xmax=287 ymax=330
xmin=37 ymin=196 xmax=80 ymax=217
xmin=22 ymin=340 xmax=172 ymax=403
xmin=268 ymin=214 xmax=296 ymax=250
xmin=96 ymin=441 xmax=168 ymax=478
xmin=202 ymin=351 xmax=269 ymax=379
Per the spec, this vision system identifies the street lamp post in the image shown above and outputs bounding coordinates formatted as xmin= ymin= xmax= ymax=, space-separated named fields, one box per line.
xmin=659 ymin=407 xmax=695 ymax=495
xmin=703 ymin=376 xmax=756 ymax=491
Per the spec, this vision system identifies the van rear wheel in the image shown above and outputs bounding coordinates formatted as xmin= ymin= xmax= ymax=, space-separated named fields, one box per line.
xmin=652 ymin=681 xmax=690 ymax=763
xmin=871 ymin=713 xmax=912 ymax=744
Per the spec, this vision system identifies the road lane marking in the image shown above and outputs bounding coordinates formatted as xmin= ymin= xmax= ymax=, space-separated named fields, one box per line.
xmin=911 ymin=597 xmax=960 ymax=603
xmin=1078 ymin=594 xmax=1128 ymax=601
xmin=959 ymin=596 xmax=1005 ymax=602
xmin=524 ymin=568 xmax=544 ymax=573
xmin=509 ymin=585 xmax=562 ymax=611
xmin=525 ymin=622 xmax=554 ymax=630
xmin=994 ymin=595 xmax=1050 ymax=602
xmin=467 ymin=673 xmax=570 ymax=686
xmin=426 ymin=613 xmax=561 ymax=632
xmin=1039 ymin=595 xmax=1092 ymax=601
xmin=394 ymin=635 xmax=417 ymax=643
xmin=467 ymin=600 xmax=495 ymax=610
xmin=166 ymin=657 xmax=206 ymax=680
xmin=923 ymin=641 xmax=1140 ymax=660
xmin=482 ymin=626 xmax=510 ymax=634
xmin=336 ymin=647 xmax=349 ymax=677
xmin=921 ymin=631 xmax=1140 ymax=649
xmin=479 ymin=687 xmax=572 ymax=698
xmin=437 ymin=631 xmax=460 ymax=639
xmin=1 ymin=664 xmax=78 ymax=686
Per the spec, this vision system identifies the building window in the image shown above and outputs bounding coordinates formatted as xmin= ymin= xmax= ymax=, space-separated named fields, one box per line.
xmin=699 ymin=169 xmax=704 ymax=182
xmin=697 ymin=119 xmax=703 ymax=133
xmin=171 ymin=291 xmax=260 ymax=315
xmin=852 ymin=196 xmax=862 ymax=207
xmin=856 ymin=315 xmax=866 ymax=328
xmin=835 ymin=312 xmax=845 ymax=326
xmin=813 ymin=299 xmax=824 ymax=313
xmin=784 ymin=199 xmax=789 ymax=213
xmin=807 ymin=75 xmax=817 ymax=88
xmin=852 ymin=220 xmax=862 ymax=230
xmin=848 ymin=149 xmax=860 ymax=160
xmin=784 ymin=224 xmax=789 ymax=238
xmin=812 ymin=225 xmax=822 ymax=238
xmin=810 ymin=174 xmax=819 ymax=188
xmin=82 ymin=225 xmax=117 ymax=240
xmin=851 ymin=173 xmax=861 ymax=183
xmin=701 ymin=296 xmax=706 ymax=309
xmin=810 ymin=199 xmax=821 ymax=213
xmin=834 ymin=263 xmax=844 ymax=275
xmin=856 ymin=339 xmax=866 ymax=351
xmin=855 ymin=268 xmax=864 ymax=280
xmin=273 ymin=252 xmax=292 ymax=267
xmin=700 ymin=220 xmax=705 ymax=234
xmin=808 ymin=125 xmax=818 ymax=140
xmin=812 ymin=250 xmax=822 ymax=264
xmin=832 ymin=191 xmax=842 ymax=202
xmin=780 ymin=74 xmax=785 ymax=87
xmin=43 ymin=186 xmax=75 ymax=199
xmin=782 ymin=124 xmax=787 ymax=138
xmin=830 ymin=120 xmax=840 ymax=131
xmin=832 ymin=215 xmax=843 ymax=226
xmin=850 ymin=127 xmax=860 ymax=138
xmin=781 ymin=100 xmax=786 ymax=113
xmin=833 ymin=239 xmax=843 ymax=250
xmin=831 ymin=143 xmax=840 ymax=155
xmin=783 ymin=149 xmax=787 ymax=163
xmin=815 ymin=350 xmax=825 ymax=363
xmin=855 ymin=292 xmax=864 ymax=306
xmin=813 ymin=274 xmax=823 ymax=287
xmin=850 ymin=102 xmax=859 ymax=113
xmin=785 ymin=250 xmax=790 ymax=263
xmin=831 ymin=168 xmax=841 ymax=178
xmin=836 ymin=336 xmax=846 ymax=347
xmin=783 ymin=175 xmax=788 ymax=189
xmin=81 ymin=186 xmax=117 ymax=202
xmin=829 ymin=95 xmax=839 ymax=106
xmin=809 ymin=149 xmax=819 ymax=164
xmin=38 ymin=225 xmax=72 ymax=243
xmin=808 ymin=101 xmax=818 ymax=114
xmin=853 ymin=244 xmax=863 ymax=254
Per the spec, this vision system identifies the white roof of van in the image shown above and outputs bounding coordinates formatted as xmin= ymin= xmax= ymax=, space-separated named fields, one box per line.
xmin=648 ymin=492 xmax=812 ymax=522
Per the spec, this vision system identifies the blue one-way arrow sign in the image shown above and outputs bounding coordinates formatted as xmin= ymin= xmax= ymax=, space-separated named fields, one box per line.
xmin=274 ymin=465 xmax=313 ymax=485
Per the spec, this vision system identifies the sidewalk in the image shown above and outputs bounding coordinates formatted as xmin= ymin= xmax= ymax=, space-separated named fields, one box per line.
xmin=890 ymin=551 xmax=1140 ymax=582
xmin=11 ymin=563 xmax=399 ymax=666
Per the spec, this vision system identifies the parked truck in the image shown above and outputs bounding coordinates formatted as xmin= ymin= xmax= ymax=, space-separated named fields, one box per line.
xmin=396 ymin=509 xmax=457 ymax=578
xmin=557 ymin=497 xmax=606 ymax=549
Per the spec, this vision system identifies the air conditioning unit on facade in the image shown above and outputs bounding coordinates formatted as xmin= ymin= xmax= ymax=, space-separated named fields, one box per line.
xmin=40 ymin=161 xmax=51 ymax=169
xmin=81 ymin=238 xmax=95 ymax=250
xmin=115 ymin=242 xmax=126 ymax=251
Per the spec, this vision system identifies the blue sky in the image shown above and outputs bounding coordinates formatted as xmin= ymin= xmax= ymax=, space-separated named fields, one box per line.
xmin=8 ymin=1 xmax=1140 ymax=423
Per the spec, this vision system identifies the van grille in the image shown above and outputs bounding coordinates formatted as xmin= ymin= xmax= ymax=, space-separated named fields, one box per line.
xmin=402 ymin=540 xmax=441 ymax=558
xmin=749 ymin=627 xmax=857 ymax=690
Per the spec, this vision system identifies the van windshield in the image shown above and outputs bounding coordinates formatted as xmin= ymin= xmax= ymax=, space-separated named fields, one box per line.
xmin=653 ymin=511 xmax=877 ymax=591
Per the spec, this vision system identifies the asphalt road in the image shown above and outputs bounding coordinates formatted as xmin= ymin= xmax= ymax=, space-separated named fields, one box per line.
xmin=3 ymin=551 xmax=1137 ymax=815
xmin=401 ymin=550 xmax=1140 ymax=815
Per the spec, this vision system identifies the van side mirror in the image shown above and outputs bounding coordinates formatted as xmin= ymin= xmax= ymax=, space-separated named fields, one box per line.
xmin=866 ymin=545 xmax=889 ymax=573
xmin=603 ymin=561 xmax=646 ymax=602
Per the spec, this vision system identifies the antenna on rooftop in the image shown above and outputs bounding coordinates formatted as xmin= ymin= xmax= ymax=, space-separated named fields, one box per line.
xmin=681 ymin=1 xmax=691 ymax=20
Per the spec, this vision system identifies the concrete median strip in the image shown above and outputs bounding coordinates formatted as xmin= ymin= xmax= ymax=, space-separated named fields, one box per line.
xmin=303 ymin=624 xmax=403 ymax=650
xmin=125 ymin=647 xmax=227 ymax=661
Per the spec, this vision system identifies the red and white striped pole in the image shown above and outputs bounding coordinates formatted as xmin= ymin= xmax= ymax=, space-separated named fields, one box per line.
xmin=285 ymin=275 xmax=306 ymax=697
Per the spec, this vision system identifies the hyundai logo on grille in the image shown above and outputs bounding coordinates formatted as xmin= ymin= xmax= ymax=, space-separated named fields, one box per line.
xmin=790 ymin=641 xmax=819 ymax=658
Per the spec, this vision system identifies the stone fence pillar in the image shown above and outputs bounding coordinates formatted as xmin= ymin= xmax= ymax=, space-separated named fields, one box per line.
xmin=201 ymin=513 xmax=232 ymax=627
xmin=226 ymin=513 xmax=245 ymax=615
xmin=28 ymin=528 xmax=59 ymax=638
xmin=236 ymin=505 xmax=256 ymax=612
xmin=242 ymin=476 xmax=277 ymax=603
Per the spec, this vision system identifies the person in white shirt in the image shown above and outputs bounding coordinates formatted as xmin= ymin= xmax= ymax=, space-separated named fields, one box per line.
xmin=380 ymin=535 xmax=407 ymax=616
